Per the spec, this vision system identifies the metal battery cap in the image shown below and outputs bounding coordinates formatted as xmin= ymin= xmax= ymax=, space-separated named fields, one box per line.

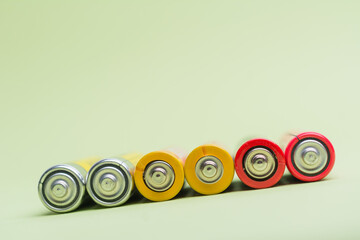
xmin=144 ymin=161 xmax=175 ymax=192
xmin=195 ymin=155 xmax=224 ymax=183
xmin=293 ymin=139 xmax=328 ymax=175
xmin=38 ymin=165 xmax=85 ymax=213
xmin=244 ymin=148 xmax=276 ymax=180
xmin=87 ymin=159 xmax=133 ymax=206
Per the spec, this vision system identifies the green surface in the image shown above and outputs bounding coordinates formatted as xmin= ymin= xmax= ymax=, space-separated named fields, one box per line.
xmin=1 ymin=1 xmax=359 ymax=239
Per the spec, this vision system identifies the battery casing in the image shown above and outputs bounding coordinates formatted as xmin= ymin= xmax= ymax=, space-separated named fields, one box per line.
xmin=86 ymin=153 xmax=143 ymax=207
xmin=234 ymin=139 xmax=285 ymax=189
xmin=134 ymin=150 xmax=185 ymax=201
xmin=38 ymin=157 xmax=101 ymax=213
xmin=185 ymin=144 xmax=234 ymax=195
xmin=284 ymin=132 xmax=335 ymax=182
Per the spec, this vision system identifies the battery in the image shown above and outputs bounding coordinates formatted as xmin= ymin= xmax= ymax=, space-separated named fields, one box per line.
xmin=86 ymin=153 xmax=143 ymax=207
xmin=38 ymin=157 xmax=101 ymax=213
xmin=234 ymin=139 xmax=285 ymax=189
xmin=134 ymin=149 xmax=185 ymax=201
xmin=284 ymin=132 xmax=335 ymax=182
xmin=184 ymin=144 xmax=234 ymax=195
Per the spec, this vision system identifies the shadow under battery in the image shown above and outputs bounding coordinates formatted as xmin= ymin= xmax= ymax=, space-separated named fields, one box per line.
xmin=277 ymin=173 xmax=305 ymax=186
xmin=276 ymin=173 xmax=333 ymax=186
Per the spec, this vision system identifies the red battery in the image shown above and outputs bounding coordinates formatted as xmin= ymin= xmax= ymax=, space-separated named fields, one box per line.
xmin=234 ymin=138 xmax=285 ymax=189
xmin=284 ymin=132 xmax=335 ymax=182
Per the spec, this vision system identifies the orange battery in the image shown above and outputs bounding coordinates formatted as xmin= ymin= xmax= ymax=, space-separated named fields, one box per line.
xmin=185 ymin=144 xmax=234 ymax=195
xmin=134 ymin=148 xmax=186 ymax=201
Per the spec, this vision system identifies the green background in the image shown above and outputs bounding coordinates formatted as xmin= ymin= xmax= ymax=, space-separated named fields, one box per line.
xmin=1 ymin=1 xmax=359 ymax=239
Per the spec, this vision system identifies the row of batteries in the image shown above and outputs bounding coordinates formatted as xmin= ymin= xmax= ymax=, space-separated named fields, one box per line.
xmin=38 ymin=132 xmax=335 ymax=213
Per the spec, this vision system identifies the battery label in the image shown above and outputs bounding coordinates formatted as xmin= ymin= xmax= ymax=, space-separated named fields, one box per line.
xmin=119 ymin=152 xmax=143 ymax=166
xmin=162 ymin=147 xmax=187 ymax=165
xmin=74 ymin=157 xmax=102 ymax=172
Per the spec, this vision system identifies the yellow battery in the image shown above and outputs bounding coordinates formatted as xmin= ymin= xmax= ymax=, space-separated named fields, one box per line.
xmin=74 ymin=157 xmax=102 ymax=172
xmin=86 ymin=153 xmax=143 ymax=207
xmin=185 ymin=144 xmax=234 ymax=195
xmin=134 ymin=149 xmax=185 ymax=201
xmin=38 ymin=156 xmax=102 ymax=213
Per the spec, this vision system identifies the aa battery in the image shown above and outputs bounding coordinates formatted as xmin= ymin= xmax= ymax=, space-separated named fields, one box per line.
xmin=134 ymin=148 xmax=186 ymax=201
xmin=38 ymin=157 xmax=101 ymax=213
xmin=283 ymin=132 xmax=335 ymax=182
xmin=86 ymin=153 xmax=143 ymax=207
xmin=184 ymin=144 xmax=234 ymax=195
xmin=234 ymin=139 xmax=285 ymax=189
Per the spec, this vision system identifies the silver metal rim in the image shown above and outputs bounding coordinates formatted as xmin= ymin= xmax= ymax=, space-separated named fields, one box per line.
xmin=86 ymin=158 xmax=133 ymax=207
xmin=293 ymin=139 xmax=328 ymax=175
xmin=243 ymin=148 xmax=276 ymax=180
xmin=195 ymin=155 xmax=224 ymax=183
xmin=38 ymin=165 xmax=85 ymax=213
xmin=143 ymin=161 xmax=175 ymax=192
